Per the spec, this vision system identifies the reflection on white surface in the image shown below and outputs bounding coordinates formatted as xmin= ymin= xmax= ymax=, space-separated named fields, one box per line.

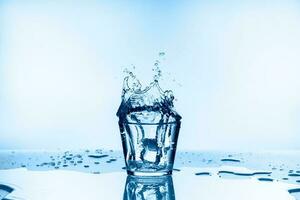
xmin=0 ymin=167 xmax=297 ymax=200
xmin=123 ymin=175 xmax=175 ymax=200
xmin=0 ymin=184 xmax=14 ymax=200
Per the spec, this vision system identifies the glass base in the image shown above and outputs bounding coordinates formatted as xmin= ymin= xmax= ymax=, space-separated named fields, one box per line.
xmin=127 ymin=170 xmax=172 ymax=176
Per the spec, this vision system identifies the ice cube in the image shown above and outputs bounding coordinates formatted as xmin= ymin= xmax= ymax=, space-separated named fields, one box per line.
xmin=140 ymin=138 xmax=162 ymax=164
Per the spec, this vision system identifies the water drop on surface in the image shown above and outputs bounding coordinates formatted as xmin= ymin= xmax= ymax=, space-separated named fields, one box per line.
xmin=88 ymin=154 xmax=109 ymax=159
xmin=288 ymin=188 xmax=300 ymax=194
xmin=221 ymin=158 xmax=241 ymax=163
xmin=195 ymin=172 xmax=211 ymax=176
xmin=258 ymin=178 xmax=273 ymax=182
xmin=288 ymin=173 xmax=300 ymax=177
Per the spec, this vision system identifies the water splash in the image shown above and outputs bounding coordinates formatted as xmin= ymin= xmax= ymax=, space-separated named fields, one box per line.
xmin=117 ymin=52 xmax=181 ymax=124
xmin=116 ymin=52 xmax=181 ymax=174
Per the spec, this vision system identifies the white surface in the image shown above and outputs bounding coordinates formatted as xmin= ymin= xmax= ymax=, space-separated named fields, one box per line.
xmin=0 ymin=167 xmax=296 ymax=200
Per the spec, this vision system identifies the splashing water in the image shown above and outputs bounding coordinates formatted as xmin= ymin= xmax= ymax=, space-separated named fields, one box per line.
xmin=117 ymin=52 xmax=181 ymax=124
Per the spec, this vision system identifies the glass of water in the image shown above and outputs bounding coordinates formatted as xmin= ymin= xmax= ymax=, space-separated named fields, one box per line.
xmin=119 ymin=120 xmax=181 ymax=176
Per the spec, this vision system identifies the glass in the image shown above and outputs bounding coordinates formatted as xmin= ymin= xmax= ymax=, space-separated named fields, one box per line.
xmin=123 ymin=175 xmax=175 ymax=200
xmin=119 ymin=120 xmax=181 ymax=176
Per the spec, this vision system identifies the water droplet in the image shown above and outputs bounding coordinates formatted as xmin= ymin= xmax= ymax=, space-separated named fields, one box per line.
xmin=195 ymin=172 xmax=211 ymax=176
xmin=288 ymin=188 xmax=300 ymax=194
xmin=106 ymin=158 xmax=117 ymax=163
xmin=289 ymin=173 xmax=300 ymax=177
xmin=221 ymin=158 xmax=241 ymax=163
xmin=88 ymin=154 xmax=109 ymax=159
xmin=218 ymin=170 xmax=271 ymax=177
xmin=159 ymin=52 xmax=165 ymax=57
xmin=258 ymin=178 xmax=273 ymax=182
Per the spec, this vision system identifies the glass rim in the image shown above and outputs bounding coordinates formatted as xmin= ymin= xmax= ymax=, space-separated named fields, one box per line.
xmin=124 ymin=121 xmax=180 ymax=125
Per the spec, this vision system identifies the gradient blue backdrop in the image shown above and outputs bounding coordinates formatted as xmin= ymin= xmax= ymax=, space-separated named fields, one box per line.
xmin=1 ymin=0 xmax=300 ymax=150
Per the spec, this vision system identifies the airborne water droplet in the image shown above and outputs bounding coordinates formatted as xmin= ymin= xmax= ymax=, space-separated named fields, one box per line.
xmin=153 ymin=60 xmax=161 ymax=69
xmin=159 ymin=52 xmax=165 ymax=57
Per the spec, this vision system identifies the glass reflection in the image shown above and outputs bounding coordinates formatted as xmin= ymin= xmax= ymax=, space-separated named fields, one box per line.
xmin=123 ymin=175 xmax=175 ymax=200
xmin=0 ymin=184 xmax=14 ymax=200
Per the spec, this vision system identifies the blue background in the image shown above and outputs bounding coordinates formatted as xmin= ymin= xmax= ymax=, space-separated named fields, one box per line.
xmin=1 ymin=0 xmax=300 ymax=150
